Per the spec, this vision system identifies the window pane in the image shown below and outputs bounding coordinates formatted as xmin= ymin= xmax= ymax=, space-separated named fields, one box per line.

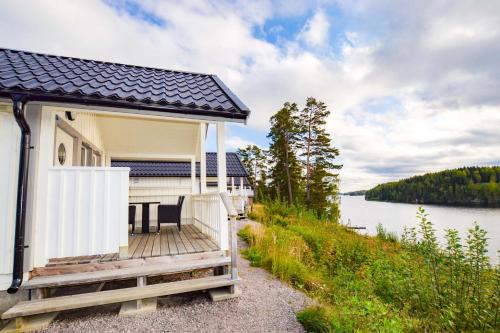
xmin=81 ymin=147 xmax=86 ymax=166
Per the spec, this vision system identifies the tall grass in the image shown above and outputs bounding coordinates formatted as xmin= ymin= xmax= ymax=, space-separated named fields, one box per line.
xmin=376 ymin=223 xmax=399 ymax=243
xmin=240 ymin=201 xmax=499 ymax=332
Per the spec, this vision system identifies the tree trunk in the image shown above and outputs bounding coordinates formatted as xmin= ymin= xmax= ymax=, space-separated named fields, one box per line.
xmin=305 ymin=111 xmax=312 ymax=208
xmin=284 ymin=136 xmax=293 ymax=204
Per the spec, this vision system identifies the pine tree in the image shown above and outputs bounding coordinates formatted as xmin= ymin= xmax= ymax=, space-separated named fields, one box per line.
xmin=267 ymin=102 xmax=303 ymax=204
xmin=297 ymin=97 xmax=340 ymax=210
xmin=237 ymin=145 xmax=268 ymax=202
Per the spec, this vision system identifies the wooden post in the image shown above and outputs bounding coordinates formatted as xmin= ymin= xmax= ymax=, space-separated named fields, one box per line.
xmin=34 ymin=288 xmax=49 ymax=300
xmin=229 ymin=214 xmax=238 ymax=282
xmin=119 ymin=276 xmax=157 ymax=316
xmin=219 ymin=193 xmax=238 ymax=281
xmin=136 ymin=276 xmax=146 ymax=308
xmin=209 ymin=192 xmax=241 ymax=301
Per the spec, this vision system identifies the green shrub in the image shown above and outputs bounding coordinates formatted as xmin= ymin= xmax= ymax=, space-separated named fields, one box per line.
xmin=376 ymin=223 xmax=399 ymax=243
xmin=240 ymin=204 xmax=499 ymax=332
xmin=271 ymin=214 xmax=289 ymax=227
xmin=297 ymin=306 xmax=331 ymax=333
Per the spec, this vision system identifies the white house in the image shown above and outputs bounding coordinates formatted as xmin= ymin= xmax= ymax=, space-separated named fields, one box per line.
xmin=0 ymin=48 xmax=249 ymax=329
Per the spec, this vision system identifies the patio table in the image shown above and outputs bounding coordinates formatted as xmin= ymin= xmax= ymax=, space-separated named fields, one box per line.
xmin=129 ymin=201 xmax=160 ymax=233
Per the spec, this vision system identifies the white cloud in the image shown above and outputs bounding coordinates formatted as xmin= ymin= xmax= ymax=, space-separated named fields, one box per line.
xmin=298 ymin=10 xmax=330 ymax=46
xmin=1 ymin=0 xmax=500 ymax=192
xmin=226 ymin=136 xmax=256 ymax=150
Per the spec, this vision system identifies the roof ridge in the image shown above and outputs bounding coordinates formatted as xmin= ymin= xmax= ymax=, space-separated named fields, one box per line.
xmin=0 ymin=47 xmax=214 ymax=78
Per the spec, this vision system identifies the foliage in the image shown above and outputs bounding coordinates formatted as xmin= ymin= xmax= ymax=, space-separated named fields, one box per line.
xmin=237 ymin=145 xmax=269 ymax=202
xmin=241 ymin=203 xmax=499 ymax=332
xmin=296 ymin=97 xmax=341 ymax=211
xmin=267 ymin=102 xmax=303 ymax=204
xmin=376 ymin=223 xmax=399 ymax=243
xmin=243 ymin=97 xmax=342 ymax=217
xmin=342 ymin=190 xmax=367 ymax=196
xmin=365 ymin=166 xmax=500 ymax=207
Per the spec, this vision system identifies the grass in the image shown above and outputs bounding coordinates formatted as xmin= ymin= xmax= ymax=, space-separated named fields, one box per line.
xmin=241 ymin=202 xmax=499 ymax=332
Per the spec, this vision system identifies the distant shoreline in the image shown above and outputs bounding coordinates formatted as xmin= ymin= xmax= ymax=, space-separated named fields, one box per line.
xmin=353 ymin=196 xmax=500 ymax=209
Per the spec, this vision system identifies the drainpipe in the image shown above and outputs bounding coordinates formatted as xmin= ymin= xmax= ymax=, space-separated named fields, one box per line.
xmin=7 ymin=94 xmax=30 ymax=294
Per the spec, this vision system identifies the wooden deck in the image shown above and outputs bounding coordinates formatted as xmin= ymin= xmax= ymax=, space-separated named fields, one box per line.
xmin=45 ymin=224 xmax=219 ymax=267
xmin=128 ymin=224 xmax=219 ymax=258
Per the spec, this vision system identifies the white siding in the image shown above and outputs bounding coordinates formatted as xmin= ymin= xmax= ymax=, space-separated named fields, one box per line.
xmin=0 ymin=106 xmax=20 ymax=289
xmin=128 ymin=177 xmax=195 ymax=228
xmin=54 ymin=111 xmax=105 ymax=151
xmin=45 ymin=167 xmax=129 ymax=259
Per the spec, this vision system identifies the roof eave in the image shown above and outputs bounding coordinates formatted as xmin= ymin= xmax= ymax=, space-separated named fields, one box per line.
xmin=0 ymin=90 xmax=249 ymax=123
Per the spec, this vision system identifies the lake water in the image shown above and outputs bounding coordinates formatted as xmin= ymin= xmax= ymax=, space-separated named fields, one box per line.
xmin=340 ymin=195 xmax=500 ymax=263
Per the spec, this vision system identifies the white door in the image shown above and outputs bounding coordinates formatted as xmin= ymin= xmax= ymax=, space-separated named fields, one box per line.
xmin=54 ymin=127 xmax=74 ymax=166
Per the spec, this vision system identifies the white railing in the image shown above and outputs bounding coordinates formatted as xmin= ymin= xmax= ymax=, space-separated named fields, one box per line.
xmin=45 ymin=167 xmax=129 ymax=259
xmin=191 ymin=192 xmax=228 ymax=250
xmin=231 ymin=195 xmax=246 ymax=214
xmin=219 ymin=192 xmax=238 ymax=281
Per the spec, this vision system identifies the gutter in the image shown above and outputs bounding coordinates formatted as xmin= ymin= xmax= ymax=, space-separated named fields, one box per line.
xmin=7 ymin=94 xmax=30 ymax=294
xmin=0 ymin=91 xmax=249 ymax=123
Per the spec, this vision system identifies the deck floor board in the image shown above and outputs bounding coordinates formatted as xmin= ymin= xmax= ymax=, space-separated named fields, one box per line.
xmin=166 ymin=227 xmax=178 ymax=254
xmin=45 ymin=225 xmax=220 ymax=269
xmin=182 ymin=225 xmax=207 ymax=252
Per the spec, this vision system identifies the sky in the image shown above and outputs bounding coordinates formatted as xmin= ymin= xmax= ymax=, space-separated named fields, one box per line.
xmin=1 ymin=0 xmax=499 ymax=192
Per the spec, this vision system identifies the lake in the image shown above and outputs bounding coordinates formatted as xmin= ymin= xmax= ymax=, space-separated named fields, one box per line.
xmin=340 ymin=195 xmax=500 ymax=263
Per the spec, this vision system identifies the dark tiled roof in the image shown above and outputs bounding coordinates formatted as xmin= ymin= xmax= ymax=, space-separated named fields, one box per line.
xmin=0 ymin=48 xmax=249 ymax=121
xmin=111 ymin=152 xmax=248 ymax=178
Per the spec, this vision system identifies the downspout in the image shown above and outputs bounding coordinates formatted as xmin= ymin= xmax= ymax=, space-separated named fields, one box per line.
xmin=7 ymin=94 xmax=30 ymax=294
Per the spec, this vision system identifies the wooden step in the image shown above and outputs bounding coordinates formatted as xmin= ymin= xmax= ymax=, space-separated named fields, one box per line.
xmin=2 ymin=275 xmax=238 ymax=320
xmin=24 ymin=256 xmax=231 ymax=289
xmin=32 ymin=250 xmax=226 ymax=277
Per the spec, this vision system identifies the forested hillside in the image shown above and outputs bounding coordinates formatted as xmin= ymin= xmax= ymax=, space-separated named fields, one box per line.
xmin=365 ymin=166 xmax=500 ymax=207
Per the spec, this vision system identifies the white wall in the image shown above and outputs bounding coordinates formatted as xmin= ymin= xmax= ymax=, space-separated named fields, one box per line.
xmin=45 ymin=167 xmax=129 ymax=259
xmin=98 ymin=115 xmax=199 ymax=158
xmin=0 ymin=105 xmax=20 ymax=290
xmin=54 ymin=110 xmax=105 ymax=152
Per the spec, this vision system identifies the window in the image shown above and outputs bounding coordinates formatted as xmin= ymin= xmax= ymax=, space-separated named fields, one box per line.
xmin=58 ymin=143 xmax=66 ymax=165
xmin=80 ymin=145 xmax=93 ymax=166
xmin=80 ymin=147 xmax=86 ymax=166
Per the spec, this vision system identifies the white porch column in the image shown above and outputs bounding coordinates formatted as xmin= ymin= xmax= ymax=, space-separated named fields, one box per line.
xmin=216 ymin=122 xmax=227 ymax=192
xmin=216 ymin=122 xmax=229 ymax=250
xmin=191 ymin=157 xmax=196 ymax=194
xmin=32 ymin=107 xmax=56 ymax=268
xmin=199 ymin=123 xmax=207 ymax=194
xmin=231 ymin=177 xmax=235 ymax=194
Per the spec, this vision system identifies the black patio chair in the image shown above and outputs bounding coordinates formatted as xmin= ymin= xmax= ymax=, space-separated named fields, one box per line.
xmin=157 ymin=196 xmax=185 ymax=232
xmin=129 ymin=205 xmax=137 ymax=234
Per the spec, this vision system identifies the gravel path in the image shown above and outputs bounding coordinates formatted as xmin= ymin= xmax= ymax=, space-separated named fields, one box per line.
xmin=41 ymin=219 xmax=311 ymax=333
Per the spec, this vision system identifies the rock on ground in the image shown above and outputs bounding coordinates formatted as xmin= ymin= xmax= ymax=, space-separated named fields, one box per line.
xmin=38 ymin=219 xmax=311 ymax=333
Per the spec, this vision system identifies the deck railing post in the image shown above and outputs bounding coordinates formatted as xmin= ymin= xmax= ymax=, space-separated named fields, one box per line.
xmin=229 ymin=214 xmax=238 ymax=281
xmin=219 ymin=193 xmax=238 ymax=281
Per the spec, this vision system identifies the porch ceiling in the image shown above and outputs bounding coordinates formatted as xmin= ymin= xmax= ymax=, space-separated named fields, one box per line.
xmin=98 ymin=115 xmax=200 ymax=158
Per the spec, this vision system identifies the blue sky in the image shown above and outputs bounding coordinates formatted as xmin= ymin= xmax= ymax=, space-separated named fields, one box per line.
xmin=1 ymin=0 xmax=499 ymax=191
